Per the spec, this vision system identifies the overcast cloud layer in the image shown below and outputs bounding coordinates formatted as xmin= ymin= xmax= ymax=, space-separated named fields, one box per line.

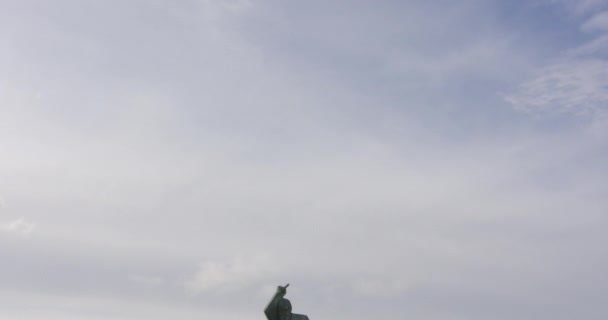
xmin=1 ymin=1 xmax=608 ymax=319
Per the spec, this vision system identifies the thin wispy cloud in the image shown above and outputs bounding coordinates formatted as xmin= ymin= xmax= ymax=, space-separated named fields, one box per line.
xmin=505 ymin=59 xmax=608 ymax=114
xmin=506 ymin=3 xmax=608 ymax=116
xmin=0 ymin=217 xmax=36 ymax=235
xmin=186 ymin=254 xmax=280 ymax=294
xmin=581 ymin=10 xmax=608 ymax=32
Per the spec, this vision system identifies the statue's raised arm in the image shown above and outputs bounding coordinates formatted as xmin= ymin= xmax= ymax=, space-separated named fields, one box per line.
xmin=264 ymin=284 xmax=309 ymax=320
xmin=264 ymin=284 xmax=289 ymax=320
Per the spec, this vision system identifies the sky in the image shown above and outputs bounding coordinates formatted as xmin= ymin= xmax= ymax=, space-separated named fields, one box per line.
xmin=1 ymin=0 xmax=608 ymax=319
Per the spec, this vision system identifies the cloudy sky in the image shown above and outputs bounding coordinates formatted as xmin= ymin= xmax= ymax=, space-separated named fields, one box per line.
xmin=1 ymin=0 xmax=608 ymax=319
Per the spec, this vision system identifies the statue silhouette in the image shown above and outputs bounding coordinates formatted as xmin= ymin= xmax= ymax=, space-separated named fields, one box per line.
xmin=264 ymin=284 xmax=309 ymax=320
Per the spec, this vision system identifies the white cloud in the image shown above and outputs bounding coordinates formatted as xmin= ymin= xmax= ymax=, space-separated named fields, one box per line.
xmin=0 ymin=217 xmax=36 ymax=235
xmin=582 ymin=10 xmax=608 ymax=32
xmin=566 ymin=34 xmax=608 ymax=56
xmin=186 ymin=254 xmax=281 ymax=294
xmin=507 ymin=6 xmax=608 ymax=116
xmin=506 ymin=59 xmax=608 ymax=114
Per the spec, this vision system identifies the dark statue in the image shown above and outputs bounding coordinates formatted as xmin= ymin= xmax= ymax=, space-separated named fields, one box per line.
xmin=264 ymin=284 xmax=309 ymax=320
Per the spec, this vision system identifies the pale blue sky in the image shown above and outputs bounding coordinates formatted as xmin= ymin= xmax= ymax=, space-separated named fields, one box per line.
xmin=1 ymin=1 xmax=608 ymax=319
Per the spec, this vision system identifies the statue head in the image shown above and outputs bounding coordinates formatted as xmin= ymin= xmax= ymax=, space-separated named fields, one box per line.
xmin=276 ymin=283 xmax=289 ymax=297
